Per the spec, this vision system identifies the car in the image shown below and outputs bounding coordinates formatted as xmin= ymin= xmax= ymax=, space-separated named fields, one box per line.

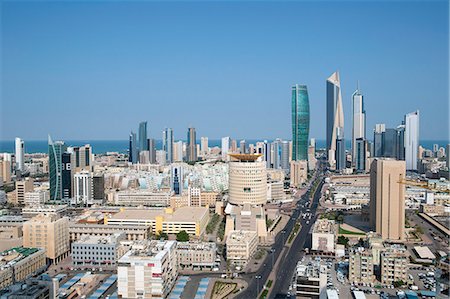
xmin=212 ymin=267 xmax=219 ymax=272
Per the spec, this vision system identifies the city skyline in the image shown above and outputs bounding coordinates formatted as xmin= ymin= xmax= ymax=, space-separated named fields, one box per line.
xmin=2 ymin=1 xmax=448 ymax=141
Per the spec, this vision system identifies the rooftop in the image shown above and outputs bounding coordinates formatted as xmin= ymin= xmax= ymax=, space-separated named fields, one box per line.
xmin=109 ymin=206 xmax=208 ymax=223
xmin=313 ymin=219 xmax=336 ymax=234
xmin=228 ymin=153 xmax=262 ymax=162
xmin=73 ymin=233 xmax=124 ymax=245
xmin=226 ymin=230 xmax=257 ymax=245
xmin=119 ymin=240 xmax=176 ymax=262
xmin=413 ymin=246 xmax=436 ymax=260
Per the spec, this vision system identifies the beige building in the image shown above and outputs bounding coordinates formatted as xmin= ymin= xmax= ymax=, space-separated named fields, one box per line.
xmin=380 ymin=245 xmax=409 ymax=286
xmin=226 ymin=230 xmax=258 ymax=267
xmin=0 ymin=247 xmax=46 ymax=290
xmin=69 ymin=223 xmax=151 ymax=242
xmin=369 ymin=159 xmax=406 ymax=241
xmin=117 ymin=240 xmax=178 ymax=299
xmin=24 ymin=190 xmax=49 ymax=207
xmin=311 ymin=219 xmax=336 ymax=253
xmin=290 ymin=160 xmax=308 ymax=187
xmin=105 ymin=207 xmax=209 ymax=236
xmin=23 ymin=214 xmax=70 ymax=264
xmin=0 ymin=160 xmax=11 ymax=183
xmin=228 ymin=154 xmax=267 ymax=205
xmin=349 ymin=247 xmax=375 ymax=284
xmin=177 ymin=241 xmax=217 ymax=269
xmin=16 ymin=178 xmax=34 ymax=205
xmin=294 ymin=259 xmax=327 ymax=299
xmin=0 ymin=222 xmax=23 ymax=251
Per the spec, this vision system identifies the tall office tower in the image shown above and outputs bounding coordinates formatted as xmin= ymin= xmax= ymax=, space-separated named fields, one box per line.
xmin=48 ymin=135 xmax=67 ymax=201
xmin=405 ymin=111 xmax=419 ymax=171
xmin=15 ymin=137 xmax=25 ymax=172
xmin=231 ymin=139 xmax=238 ymax=153
xmin=292 ymin=84 xmax=310 ymax=161
xmin=74 ymin=170 xmax=92 ymax=206
xmin=228 ymin=154 xmax=267 ymax=205
xmin=351 ymin=86 xmax=365 ymax=166
xmin=147 ymin=138 xmax=157 ymax=164
xmin=382 ymin=129 xmax=398 ymax=158
xmin=369 ymin=158 xmax=406 ymax=241
xmin=271 ymin=139 xmax=281 ymax=169
xmin=173 ymin=141 xmax=184 ymax=162
xmin=263 ymin=141 xmax=271 ymax=168
xmin=69 ymin=144 xmax=92 ymax=172
xmin=170 ymin=164 xmax=184 ymax=195
xmin=128 ymin=132 xmax=138 ymax=164
xmin=92 ymin=173 xmax=105 ymax=204
xmin=373 ymin=124 xmax=386 ymax=157
xmin=139 ymin=121 xmax=148 ymax=151
xmin=336 ymin=128 xmax=346 ymax=171
xmin=281 ymin=141 xmax=290 ymax=171
xmin=61 ymin=152 xmax=72 ymax=199
xmin=221 ymin=137 xmax=230 ymax=161
xmin=396 ymin=124 xmax=405 ymax=160
xmin=326 ymin=71 xmax=345 ymax=169
xmin=433 ymin=144 xmax=439 ymax=157
xmin=239 ymin=140 xmax=246 ymax=154
xmin=163 ymin=128 xmax=174 ymax=164
xmin=355 ymin=138 xmax=367 ymax=172
xmin=23 ymin=214 xmax=70 ymax=264
xmin=156 ymin=150 xmax=166 ymax=166
xmin=16 ymin=178 xmax=34 ymax=205
xmin=200 ymin=137 xmax=209 ymax=156
xmin=186 ymin=127 xmax=197 ymax=162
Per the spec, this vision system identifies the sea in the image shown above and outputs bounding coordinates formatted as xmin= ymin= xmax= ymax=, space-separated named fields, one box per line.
xmin=0 ymin=139 xmax=448 ymax=154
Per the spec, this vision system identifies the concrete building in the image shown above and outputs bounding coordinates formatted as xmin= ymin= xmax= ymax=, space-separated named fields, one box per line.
xmin=200 ymin=137 xmax=209 ymax=156
xmin=117 ymin=240 xmax=178 ymax=299
xmin=163 ymin=128 xmax=174 ymax=164
xmin=349 ymin=247 xmax=375 ymax=284
xmin=405 ymin=111 xmax=419 ymax=171
xmin=292 ymin=84 xmax=310 ymax=162
xmin=22 ymin=205 xmax=67 ymax=218
xmin=177 ymin=241 xmax=217 ymax=269
xmin=170 ymin=164 xmax=184 ymax=195
xmin=106 ymin=207 xmax=209 ymax=236
xmin=380 ymin=245 xmax=409 ymax=286
xmin=115 ymin=190 xmax=171 ymax=207
xmin=0 ymin=247 xmax=46 ymax=290
xmin=311 ymin=219 xmax=336 ymax=253
xmin=15 ymin=178 xmax=34 ymax=205
xmin=352 ymin=86 xmax=365 ymax=167
xmin=226 ymin=230 xmax=258 ymax=267
xmin=71 ymin=233 xmax=126 ymax=268
xmin=74 ymin=170 xmax=92 ymax=206
xmin=221 ymin=137 xmax=230 ymax=161
xmin=294 ymin=259 xmax=327 ymax=299
xmin=69 ymin=223 xmax=151 ymax=242
xmin=173 ymin=141 xmax=184 ymax=162
xmin=24 ymin=190 xmax=49 ymax=207
xmin=15 ymin=138 xmax=25 ymax=173
xmin=23 ymin=214 xmax=70 ymax=264
xmin=0 ymin=160 xmax=12 ymax=183
xmin=290 ymin=160 xmax=308 ymax=187
xmin=369 ymin=159 xmax=406 ymax=241
xmin=186 ymin=127 xmax=197 ymax=162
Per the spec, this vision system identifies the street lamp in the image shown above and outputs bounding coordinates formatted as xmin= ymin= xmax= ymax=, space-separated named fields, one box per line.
xmin=255 ymin=275 xmax=262 ymax=297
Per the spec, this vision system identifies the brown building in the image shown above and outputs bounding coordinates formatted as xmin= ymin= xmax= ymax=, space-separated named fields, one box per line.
xmin=15 ymin=178 xmax=34 ymax=205
xmin=369 ymin=159 xmax=406 ymax=241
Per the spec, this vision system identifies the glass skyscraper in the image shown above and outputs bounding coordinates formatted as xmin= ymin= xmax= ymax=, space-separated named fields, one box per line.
xmin=48 ymin=135 xmax=67 ymax=201
xmin=138 ymin=121 xmax=148 ymax=151
xmin=163 ymin=128 xmax=174 ymax=164
xmin=292 ymin=84 xmax=310 ymax=161
xmin=326 ymin=71 xmax=345 ymax=169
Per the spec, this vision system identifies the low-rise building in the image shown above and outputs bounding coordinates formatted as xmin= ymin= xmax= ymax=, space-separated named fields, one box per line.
xmin=24 ymin=190 xmax=49 ymax=207
xmin=290 ymin=160 xmax=308 ymax=187
xmin=311 ymin=219 xmax=336 ymax=253
xmin=15 ymin=178 xmax=34 ymax=205
xmin=380 ymin=245 xmax=409 ymax=286
xmin=0 ymin=247 xmax=46 ymax=290
xmin=71 ymin=233 xmax=126 ymax=268
xmin=117 ymin=240 xmax=178 ymax=299
xmin=349 ymin=247 xmax=375 ymax=284
xmin=294 ymin=259 xmax=327 ymax=299
xmin=177 ymin=241 xmax=217 ymax=269
xmin=22 ymin=205 xmax=68 ymax=218
xmin=115 ymin=190 xmax=171 ymax=207
xmin=225 ymin=230 xmax=257 ymax=267
xmin=69 ymin=223 xmax=151 ymax=242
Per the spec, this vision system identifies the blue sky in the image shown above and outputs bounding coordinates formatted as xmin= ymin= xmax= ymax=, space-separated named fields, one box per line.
xmin=1 ymin=0 xmax=448 ymax=141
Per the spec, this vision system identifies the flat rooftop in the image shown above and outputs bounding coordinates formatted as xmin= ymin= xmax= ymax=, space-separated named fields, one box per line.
xmin=109 ymin=206 xmax=208 ymax=223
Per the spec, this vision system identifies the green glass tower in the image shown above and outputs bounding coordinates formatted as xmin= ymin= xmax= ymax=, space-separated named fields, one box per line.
xmin=48 ymin=135 xmax=67 ymax=200
xmin=292 ymin=84 xmax=310 ymax=161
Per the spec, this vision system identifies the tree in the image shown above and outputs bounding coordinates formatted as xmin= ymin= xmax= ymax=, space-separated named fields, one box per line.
xmin=337 ymin=236 xmax=349 ymax=247
xmin=393 ymin=280 xmax=405 ymax=288
xmin=156 ymin=230 xmax=168 ymax=240
xmin=176 ymin=230 xmax=190 ymax=242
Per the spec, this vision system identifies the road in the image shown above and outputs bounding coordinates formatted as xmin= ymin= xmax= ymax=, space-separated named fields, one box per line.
xmin=236 ymin=161 xmax=325 ymax=299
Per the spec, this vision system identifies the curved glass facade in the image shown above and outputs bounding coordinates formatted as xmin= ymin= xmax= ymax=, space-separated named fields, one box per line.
xmin=292 ymin=84 xmax=310 ymax=161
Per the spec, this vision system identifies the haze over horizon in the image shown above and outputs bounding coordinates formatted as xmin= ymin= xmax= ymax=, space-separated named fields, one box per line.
xmin=1 ymin=1 xmax=448 ymax=141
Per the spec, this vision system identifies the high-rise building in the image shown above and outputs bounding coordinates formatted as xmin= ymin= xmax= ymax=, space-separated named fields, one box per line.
xmin=231 ymin=139 xmax=238 ymax=153
xmin=373 ymin=124 xmax=385 ymax=157
xmin=396 ymin=124 xmax=405 ymax=160
xmin=61 ymin=152 xmax=72 ymax=199
xmin=170 ymin=164 xmax=184 ymax=195
xmin=200 ymin=137 xmax=209 ymax=156
xmin=15 ymin=137 xmax=25 ymax=172
xmin=263 ymin=141 xmax=271 ymax=168
xmin=308 ymin=139 xmax=317 ymax=170
xmin=16 ymin=178 xmax=34 ymax=205
xmin=0 ymin=160 xmax=11 ymax=183
xmin=173 ymin=141 xmax=183 ymax=162
xmin=48 ymin=135 xmax=67 ymax=201
xmin=271 ymin=139 xmax=281 ymax=169
xmin=74 ymin=170 xmax=92 ymax=206
xmin=447 ymin=144 xmax=450 ymax=169
xmin=290 ymin=160 xmax=308 ymax=187
xmin=186 ymin=127 xmax=197 ymax=162
xmin=326 ymin=71 xmax=345 ymax=169
xmin=69 ymin=144 xmax=92 ymax=172
xmin=221 ymin=137 xmax=230 ymax=161
xmin=355 ymin=138 xmax=367 ymax=172
xmin=382 ymin=128 xmax=398 ymax=158
xmin=239 ymin=140 xmax=246 ymax=154
xmin=352 ymin=86 xmax=365 ymax=166
xmin=281 ymin=141 xmax=290 ymax=171
xmin=139 ymin=121 xmax=148 ymax=151
xmin=128 ymin=132 xmax=138 ymax=164
xmin=405 ymin=111 xmax=419 ymax=170
xmin=147 ymin=138 xmax=157 ymax=164
xmin=92 ymin=173 xmax=105 ymax=204
xmin=369 ymin=159 xmax=406 ymax=241
xmin=336 ymin=129 xmax=346 ymax=171
xmin=163 ymin=128 xmax=174 ymax=164
xmin=292 ymin=84 xmax=310 ymax=161
xmin=23 ymin=214 xmax=70 ymax=264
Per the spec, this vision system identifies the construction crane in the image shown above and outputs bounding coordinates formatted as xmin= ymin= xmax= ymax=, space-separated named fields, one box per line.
xmin=398 ymin=179 xmax=450 ymax=194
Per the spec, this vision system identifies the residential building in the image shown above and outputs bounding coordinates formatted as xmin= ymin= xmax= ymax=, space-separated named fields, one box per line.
xmin=117 ymin=240 xmax=178 ymax=299
xmin=23 ymin=214 xmax=70 ymax=264
xmin=349 ymin=247 xmax=375 ymax=284
xmin=405 ymin=111 xmax=420 ymax=170
xmin=0 ymin=160 xmax=12 ymax=183
xmin=177 ymin=241 xmax=217 ymax=269
xmin=15 ymin=178 xmax=34 ymax=205
xmin=200 ymin=137 xmax=209 ymax=156
xmin=292 ymin=84 xmax=310 ymax=161
xmin=380 ymin=245 xmax=409 ymax=286
xmin=290 ymin=160 xmax=308 ymax=187
xmin=352 ymin=86 xmax=365 ymax=167
xmin=226 ymin=230 xmax=258 ymax=267
xmin=369 ymin=159 xmax=406 ymax=241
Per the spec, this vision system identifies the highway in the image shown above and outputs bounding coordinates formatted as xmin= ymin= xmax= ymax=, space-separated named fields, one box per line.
xmin=236 ymin=161 xmax=325 ymax=299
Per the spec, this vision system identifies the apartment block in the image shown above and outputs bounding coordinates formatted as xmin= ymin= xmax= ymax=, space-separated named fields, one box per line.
xmin=349 ymin=247 xmax=375 ymax=284
xmin=226 ymin=230 xmax=258 ymax=267
xmin=177 ymin=241 xmax=217 ymax=269
xmin=380 ymin=245 xmax=409 ymax=286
